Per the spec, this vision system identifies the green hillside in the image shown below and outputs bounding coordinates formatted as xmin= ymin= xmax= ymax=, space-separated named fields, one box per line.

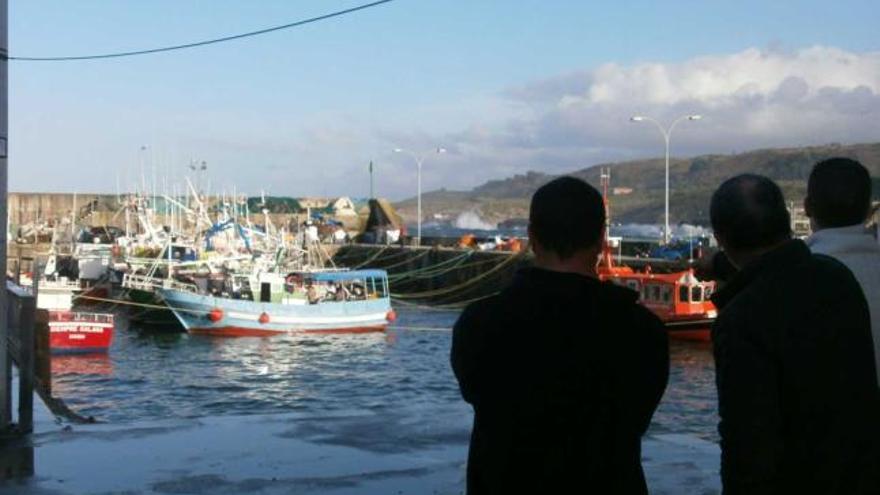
xmin=395 ymin=142 xmax=880 ymax=226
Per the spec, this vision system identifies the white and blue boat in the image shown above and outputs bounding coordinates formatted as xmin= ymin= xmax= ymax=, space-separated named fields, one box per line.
xmin=159 ymin=269 xmax=395 ymax=337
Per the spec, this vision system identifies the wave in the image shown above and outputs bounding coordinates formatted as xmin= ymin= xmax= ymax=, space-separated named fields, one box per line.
xmin=453 ymin=211 xmax=496 ymax=231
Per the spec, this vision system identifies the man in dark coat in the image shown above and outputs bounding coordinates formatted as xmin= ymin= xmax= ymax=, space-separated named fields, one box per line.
xmin=451 ymin=176 xmax=669 ymax=494
xmin=709 ymin=174 xmax=880 ymax=494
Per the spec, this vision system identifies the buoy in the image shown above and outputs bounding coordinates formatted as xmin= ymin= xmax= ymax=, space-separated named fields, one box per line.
xmin=386 ymin=310 xmax=397 ymax=322
xmin=259 ymin=312 xmax=270 ymax=324
xmin=207 ymin=308 xmax=224 ymax=322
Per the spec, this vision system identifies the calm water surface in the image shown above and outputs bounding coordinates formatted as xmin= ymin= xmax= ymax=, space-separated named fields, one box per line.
xmin=50 ymin=307 xmax=718 ymax=440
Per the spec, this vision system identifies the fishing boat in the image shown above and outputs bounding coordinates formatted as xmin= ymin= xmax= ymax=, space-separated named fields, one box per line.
xmin=598 ymin=257 xmax=717 ymax=340
xmin=159 ymin=269 xmax=395 ymax=337
xmin=597 ymin=169 xmax=717 ymax=341
xmin=35 ymin=274 xmax=115 ymax=353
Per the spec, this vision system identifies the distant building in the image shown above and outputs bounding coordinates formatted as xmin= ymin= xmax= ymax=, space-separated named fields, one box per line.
xmin=297 ymin=197 xmax=330 ymax=209
xmin=328 ymin=197 xmax=358 ymax=217
xmin=612 ymin=187 xmax=634 ymax=196
xmin=788 ymin=202 xmax=812 ymax=238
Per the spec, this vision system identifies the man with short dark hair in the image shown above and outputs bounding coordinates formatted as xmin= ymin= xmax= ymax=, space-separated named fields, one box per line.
xmin=451 ymin=176 xmax=668 ymax=494
xmin=805 ymin=157 xmax=880 ymax=385
xmin=709 ymin=174 xmax=880 ymax=494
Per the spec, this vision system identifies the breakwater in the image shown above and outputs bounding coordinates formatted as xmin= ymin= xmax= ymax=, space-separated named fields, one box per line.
xmin=331 ymin=244 xmax=527 ymax=308
xmin=330 ymin=244 xmax=692 ymax=307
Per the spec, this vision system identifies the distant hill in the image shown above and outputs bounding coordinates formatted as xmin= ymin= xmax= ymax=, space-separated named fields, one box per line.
xmin=395 ymin=142 xmax=880 ymax=226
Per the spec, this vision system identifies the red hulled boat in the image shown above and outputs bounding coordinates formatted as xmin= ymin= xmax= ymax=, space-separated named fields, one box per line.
xmin=36 ymin=276 xmax=115 ymax=353
xmin=597 ymin=170 xmax=716 ymax=341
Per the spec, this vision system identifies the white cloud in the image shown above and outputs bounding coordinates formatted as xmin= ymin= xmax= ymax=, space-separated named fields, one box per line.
xmin=422 ymin=46 xmax=880 ymax=194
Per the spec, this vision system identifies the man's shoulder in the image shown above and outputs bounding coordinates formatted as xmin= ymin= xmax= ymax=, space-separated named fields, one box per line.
xmin=808 ymin=251 xmax=864 ymax=286
xmin=456 ymin=292 xmax=507 ymax=327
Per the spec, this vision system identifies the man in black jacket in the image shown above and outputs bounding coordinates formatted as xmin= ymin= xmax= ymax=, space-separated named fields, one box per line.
xmin=709 ymin=174 xmax=880 ymax=494
xmin=451 ymin=176 xmax=669 ymax=494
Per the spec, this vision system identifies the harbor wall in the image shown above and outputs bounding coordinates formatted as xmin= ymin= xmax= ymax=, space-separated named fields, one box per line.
xmin=331 ymin=244 xmax=700 ymax=307
xmin=331 ymin=244 xmax=528 ymax=307
xmin=7 ymin=192 xmax=309 ymax=233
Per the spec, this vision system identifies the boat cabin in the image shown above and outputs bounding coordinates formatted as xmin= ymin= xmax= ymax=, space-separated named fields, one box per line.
xmin=222 ymin=269 xmax=390 ymax=306
xmin=602 ymin=269 xmax=716 ymax=321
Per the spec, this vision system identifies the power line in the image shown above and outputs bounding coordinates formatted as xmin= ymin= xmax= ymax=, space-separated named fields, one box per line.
xmin=6 ymin=0 xmax=395 ymax=62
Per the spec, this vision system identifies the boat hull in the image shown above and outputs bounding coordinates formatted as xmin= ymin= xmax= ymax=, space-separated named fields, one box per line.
xmin=665 ymin=320 xmax=713 ymax=342
xmin=159 ymin=288 xmax=393 ymax=337
xmin=42 ymin=311 xmax=114 ymax=353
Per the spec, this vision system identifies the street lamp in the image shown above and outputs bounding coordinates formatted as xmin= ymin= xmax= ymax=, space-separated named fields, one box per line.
xmin=393 ymin=147 xmax=447 ymax=246
xmin=630 ymin=114 xmax=702 ymax=244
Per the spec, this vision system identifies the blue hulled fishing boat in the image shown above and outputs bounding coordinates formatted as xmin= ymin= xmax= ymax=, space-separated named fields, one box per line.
xmin=159 ymin=269 xmax=395 ymax=337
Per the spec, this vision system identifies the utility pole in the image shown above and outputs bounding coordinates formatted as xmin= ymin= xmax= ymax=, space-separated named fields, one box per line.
xmin=0 ymin=0 xmax=10 ymax=428
xmin=369 ymin=160 xmax=374 ymax=199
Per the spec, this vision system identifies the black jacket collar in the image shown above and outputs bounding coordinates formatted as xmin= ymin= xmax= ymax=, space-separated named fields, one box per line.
xmin=711 ymin=239 xmax=810 ymax=310
xmin=512 ymin=266 xmax=637 ymax=304
xmin=513 ymin=266 xmax=601 ymax=293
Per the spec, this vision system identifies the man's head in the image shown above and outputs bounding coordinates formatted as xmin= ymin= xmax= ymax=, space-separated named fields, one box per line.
xmin=528 ymin=176 xmax=605 ymax=273
xmin=710 ymin=174 xmax=791 ymax=268
xmin=805 ymin=157 xmax=872 ymax=230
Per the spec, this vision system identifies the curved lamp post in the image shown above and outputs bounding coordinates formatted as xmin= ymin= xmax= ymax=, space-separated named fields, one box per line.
xmin=393 ymin=147 xmax=446 ymax=246
xmin=630 ymin=114 xmax=702 ymax=244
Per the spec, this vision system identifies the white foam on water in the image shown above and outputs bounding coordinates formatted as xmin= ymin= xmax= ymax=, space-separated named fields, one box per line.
xmin=453 ymin=211 xmax=496 ymax=231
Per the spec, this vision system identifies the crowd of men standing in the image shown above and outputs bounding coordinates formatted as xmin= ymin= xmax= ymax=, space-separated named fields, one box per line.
xmin=451 ymin=157 xmax=880 ymax=494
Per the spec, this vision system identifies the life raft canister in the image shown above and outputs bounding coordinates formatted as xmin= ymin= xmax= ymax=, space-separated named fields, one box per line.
xmin=207 ymin=308 xmax=224 ymax=322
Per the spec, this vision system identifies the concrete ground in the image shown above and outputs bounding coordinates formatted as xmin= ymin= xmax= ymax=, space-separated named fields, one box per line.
xmin=0 ymin=391 xmax=721 ymax=495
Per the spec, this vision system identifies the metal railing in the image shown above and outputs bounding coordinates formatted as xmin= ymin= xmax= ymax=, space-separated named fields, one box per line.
xmin=121 ymin=272 xmax=199 ymax=294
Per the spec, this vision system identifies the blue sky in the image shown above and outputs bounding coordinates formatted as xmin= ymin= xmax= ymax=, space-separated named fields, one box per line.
xmin=9 ymin=0 xmax=880 ymax=199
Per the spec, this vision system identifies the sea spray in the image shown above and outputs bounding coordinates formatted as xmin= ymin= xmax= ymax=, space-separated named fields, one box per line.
xmin=453 ymin=211 xmax=496 ymax=231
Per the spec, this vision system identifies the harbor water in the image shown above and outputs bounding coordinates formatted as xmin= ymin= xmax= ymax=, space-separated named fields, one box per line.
xmin=51 ymin=306 xmax=718 ymax=441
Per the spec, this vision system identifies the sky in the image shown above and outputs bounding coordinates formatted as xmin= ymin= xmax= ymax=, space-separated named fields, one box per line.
xmin=8 ymin=0 xmax=880 ymax=199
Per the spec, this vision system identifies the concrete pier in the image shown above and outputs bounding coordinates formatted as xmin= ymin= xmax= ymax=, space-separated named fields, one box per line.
xmin=0 ymin=387 xmax=721 ymax=495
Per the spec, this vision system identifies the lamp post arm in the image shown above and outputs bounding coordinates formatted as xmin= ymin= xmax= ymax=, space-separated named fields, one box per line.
xmin=666 ymin=114 xmax=692 ymax=142
xmin=640 ymin=116 xmax=670 ymax=142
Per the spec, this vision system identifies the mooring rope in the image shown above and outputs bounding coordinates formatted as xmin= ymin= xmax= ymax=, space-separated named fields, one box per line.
xmin=73 ymin=294 xmax=210 ymax=316
xmin=390 ymin=251 xmax=523 ymax=299
xmin=376 ymin=249 xmax=433 ymax=271
xmin=389 ymin=253 xmax=507 ymax=284
xmin=389 ymin=325 xmax=452 ymax=332
xmin=350 ymin=245 xmax=390 ymax=269
xmin=387 ymin=251 xmax=474 ymax=282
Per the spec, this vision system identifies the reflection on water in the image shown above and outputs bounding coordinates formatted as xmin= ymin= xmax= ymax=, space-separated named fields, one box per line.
xmin=47 ymin=308 xmax=718 ymax=440
xmin=51 ymin=354 xmax=113 ymax=377
xmin=657 ymin=339 xmax=718 ymax=440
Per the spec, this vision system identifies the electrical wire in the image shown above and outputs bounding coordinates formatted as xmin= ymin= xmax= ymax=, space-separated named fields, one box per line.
xmin=6 ymin=0 xmax=395 ymax=62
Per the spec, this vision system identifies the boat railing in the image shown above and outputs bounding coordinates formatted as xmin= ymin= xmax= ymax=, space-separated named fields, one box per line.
xmin=31 ymin=278 xmax=80 ymax=293
xmin=49 ymin=310 xmax=115 ymax=324
xmin=121 ymin=273 xmax=199 ymax=294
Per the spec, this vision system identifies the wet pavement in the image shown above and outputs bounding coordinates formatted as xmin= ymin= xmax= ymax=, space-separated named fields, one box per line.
xmin=0 ymin=401 xmax=720 ymax=494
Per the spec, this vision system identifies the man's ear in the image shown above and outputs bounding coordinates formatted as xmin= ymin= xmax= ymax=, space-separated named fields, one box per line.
xmin=803 ymin=195 xmax=814 ymax=219
xmin=527 ymin=224 xmax=540 ymax=255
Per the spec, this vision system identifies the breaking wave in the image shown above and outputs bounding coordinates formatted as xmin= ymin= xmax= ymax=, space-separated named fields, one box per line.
xmin=453 ymin=211 xmax=496 ymax=231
